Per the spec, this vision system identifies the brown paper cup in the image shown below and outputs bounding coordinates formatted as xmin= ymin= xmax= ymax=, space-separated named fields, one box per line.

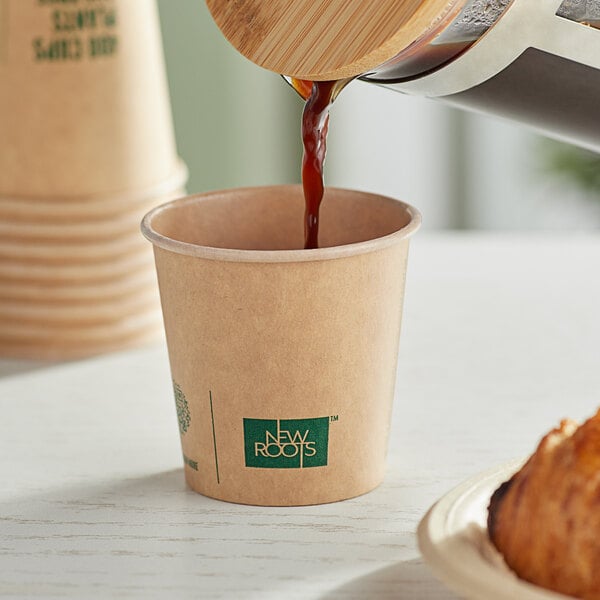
xmin=0 ymin=211 xmax=148 ymax=242
xmin=0 ymin=0 xmax=180 ymax=197
xmin=142 ymin=185 xmax=421 ymax=506
xmin=0 ymin=332 xmax=162 ymax=361
xmin=0 ymin=270 xmax=156 ymax=303
xmin=0 ymin=310 xmax=164 ymax=360
xmin=0 ymin=162 xmax=188 ymax=222
xmin=0 ymin=289 xmax=159 ymax=325
xmin=0 ymin=251 xmax=155 ymax=283
xmin=0 ymin=231 xmax=150 ymax=263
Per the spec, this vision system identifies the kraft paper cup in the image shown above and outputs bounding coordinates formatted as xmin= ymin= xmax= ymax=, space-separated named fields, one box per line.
xmin=0 ymin=212 xmax=148 ymax=242
xmin=0 ymin=162 xmax=187 ymax=223
xmin=0 ymin=290 xmax=160 ymax=325
xmin=0 ymin=0 xmax=186 ymax=361
xmin=0 ymin=292 xmax=162 ymax=359
xmin=0 ymin=0 xmax=180 ymax=197
xmin=0 ymin=252 xmax=155 ymax=283
xmin=142 ymin=185 xmax=421 ymax=506
xmin=0 ymin=310 xmax=164 ymax=360
xmin=0 ymin=270 xmax=157 ymax=303
xmin=0 ymin=231 xmax=150 ymax=263
xmin=0 ymin=331 xmax=162 ymax=361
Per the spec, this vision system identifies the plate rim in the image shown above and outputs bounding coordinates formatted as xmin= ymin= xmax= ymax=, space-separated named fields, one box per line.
xmin=417 ymin=459 xmax=574 ymax=600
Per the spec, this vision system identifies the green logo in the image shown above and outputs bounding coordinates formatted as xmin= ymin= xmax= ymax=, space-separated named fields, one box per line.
xmin=243 ymin=417 xmax=329 ymax=469
xmin=173 ymin=381 xmax=191 ymax=435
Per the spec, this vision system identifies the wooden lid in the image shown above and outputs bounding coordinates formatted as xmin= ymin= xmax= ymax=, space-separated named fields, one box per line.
xmin=206 ymin=0 xmax=453 ymax=80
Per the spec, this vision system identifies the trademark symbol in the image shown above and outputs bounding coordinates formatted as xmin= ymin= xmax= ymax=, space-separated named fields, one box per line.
xmin=330 ymin=415 xmax=339 ymax=423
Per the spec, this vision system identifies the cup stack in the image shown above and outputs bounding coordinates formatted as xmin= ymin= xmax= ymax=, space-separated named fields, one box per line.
xmin=0 ymin=0 xmax=187 ymax=359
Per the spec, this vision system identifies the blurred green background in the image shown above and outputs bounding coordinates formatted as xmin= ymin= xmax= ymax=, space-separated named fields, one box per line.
xmin=157 ymin=0 xmax=301 ymax=194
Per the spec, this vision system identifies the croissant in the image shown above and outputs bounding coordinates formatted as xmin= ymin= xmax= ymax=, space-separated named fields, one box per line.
xmin=488 ymin=411 xmax=600 ymax=599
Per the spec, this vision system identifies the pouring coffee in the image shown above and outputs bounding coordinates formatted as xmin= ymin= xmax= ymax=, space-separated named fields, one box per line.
xmin=206 ymin=0 xmax=600 ymax=247
xmin=207 ymin=0 xmax=600 ymax=152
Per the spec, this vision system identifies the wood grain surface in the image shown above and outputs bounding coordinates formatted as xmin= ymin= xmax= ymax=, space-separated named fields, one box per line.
xmin=2 ymin=234 xmax=600 ymax=598
xmin=206 ymin=0 xmax=452 ymax=80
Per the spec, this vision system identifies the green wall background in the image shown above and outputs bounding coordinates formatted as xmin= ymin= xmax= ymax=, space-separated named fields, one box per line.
xmin=156 ymin=0 xmax=301 ymax=194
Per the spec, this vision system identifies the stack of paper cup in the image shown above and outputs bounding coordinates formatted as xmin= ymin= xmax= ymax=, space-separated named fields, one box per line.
xmin=0 ymin=0 xmax=187 ymax=359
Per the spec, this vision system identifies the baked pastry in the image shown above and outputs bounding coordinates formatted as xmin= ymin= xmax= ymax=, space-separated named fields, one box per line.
xmin=488 ymin=412 xmax=600 ymax=599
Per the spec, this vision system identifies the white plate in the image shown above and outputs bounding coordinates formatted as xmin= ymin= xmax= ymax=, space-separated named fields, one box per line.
xmin=417 ymin=460 xmax=573 ymax=600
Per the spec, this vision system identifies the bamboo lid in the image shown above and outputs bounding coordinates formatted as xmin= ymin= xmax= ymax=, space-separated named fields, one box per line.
xmin=206 ymin=0 xmax=453 ymax=80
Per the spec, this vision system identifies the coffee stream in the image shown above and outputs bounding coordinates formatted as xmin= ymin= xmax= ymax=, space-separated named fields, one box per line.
xmin=291 ymin=78 xmax=351 ymax=249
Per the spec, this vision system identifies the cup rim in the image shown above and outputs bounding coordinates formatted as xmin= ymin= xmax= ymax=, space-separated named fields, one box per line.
xmin=141 ymin=185 xmax=422 ymax=263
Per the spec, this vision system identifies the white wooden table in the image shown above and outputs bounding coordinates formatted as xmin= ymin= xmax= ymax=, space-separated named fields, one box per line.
xmin=2 ymin=233 xmax=599 ymax=599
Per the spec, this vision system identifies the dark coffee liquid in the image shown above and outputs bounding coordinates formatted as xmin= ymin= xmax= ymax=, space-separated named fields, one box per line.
xmin=291 ymin=78 xmax=349 ymax=250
